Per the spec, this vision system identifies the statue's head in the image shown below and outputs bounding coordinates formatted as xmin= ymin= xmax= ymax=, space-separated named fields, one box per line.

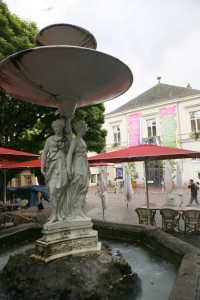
xmin=51 ymin=118 xmax=65 ymax=130
xmin=74 ymin=122 xmax=87 ymax=136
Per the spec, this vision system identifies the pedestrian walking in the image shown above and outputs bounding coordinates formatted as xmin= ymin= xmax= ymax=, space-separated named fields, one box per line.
xmin=188 ymin=179 xmax=199 ymax=205
xmin=160 ymin=176 xmax=165 ymax=192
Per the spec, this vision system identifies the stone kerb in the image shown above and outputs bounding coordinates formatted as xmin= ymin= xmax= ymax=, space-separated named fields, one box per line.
xmin=0 ymin=223 xmax=200 ymax=299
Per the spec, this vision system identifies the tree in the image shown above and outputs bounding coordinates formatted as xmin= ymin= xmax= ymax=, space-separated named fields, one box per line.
xmin=128 ymin=162 xmax=139 ymax=180
xmin=0 ymin=1 xmax=38 ymax=60
xmin=72 ymin=104 xmax=107 ymax=153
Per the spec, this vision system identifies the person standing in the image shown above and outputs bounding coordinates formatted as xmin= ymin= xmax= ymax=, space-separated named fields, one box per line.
xmin=188 ymin=179 xmax=199 ymax=205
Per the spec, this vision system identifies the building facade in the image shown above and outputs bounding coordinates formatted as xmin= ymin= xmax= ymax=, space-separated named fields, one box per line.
xmin=8 ymin=170 xmax=38 ymax=187
xmin=104 ymin=82 xmax=200 ymax=187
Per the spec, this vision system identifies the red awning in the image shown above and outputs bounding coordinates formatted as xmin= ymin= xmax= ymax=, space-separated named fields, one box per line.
xmin=9 ymin=159 xmax=110 ymax=169
xmin=0 ymin=160 xmax=18 ymax=168
xmin=0 ymin=147 xmax=39 ymax=160
xmin=8 ymin=159 xmax=41 ymax=169
xmin=88 ymin=144 xmax=200 ymax=163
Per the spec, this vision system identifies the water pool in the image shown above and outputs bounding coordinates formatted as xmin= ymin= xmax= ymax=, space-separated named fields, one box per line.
xmin=105 ymin=239 xmax=178 ymax=300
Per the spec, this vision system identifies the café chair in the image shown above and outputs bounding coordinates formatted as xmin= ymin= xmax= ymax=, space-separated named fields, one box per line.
xmin=19 ymin=199 xmax=28 ymax=210
xmin=135 ymin=208 xmax=156 ymax=226
xmin=182 ymin=210 xmax=200 ymax=233
xmin=160 ymin=208 xmax=181 ymax=232
xmin=0 ymin=212 xmax=14 ymax=228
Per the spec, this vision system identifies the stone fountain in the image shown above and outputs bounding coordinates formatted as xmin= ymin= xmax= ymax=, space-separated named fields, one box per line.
xmin=0 ymin=24 xmax=137 ymax=299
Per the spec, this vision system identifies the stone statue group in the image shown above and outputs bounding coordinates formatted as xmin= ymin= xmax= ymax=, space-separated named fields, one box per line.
xmin=41 ymin=118 xmax=90 ymax=223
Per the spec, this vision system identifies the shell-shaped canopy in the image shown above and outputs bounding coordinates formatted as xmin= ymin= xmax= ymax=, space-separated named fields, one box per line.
xmin=35 ymin=23 xmax=97 ymax=49
xmin=0 ymin=46 xmax=133 ymax=116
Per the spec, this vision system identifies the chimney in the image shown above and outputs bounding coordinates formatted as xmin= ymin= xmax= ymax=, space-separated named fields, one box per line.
xmin=187 ymin=83 xmax=192 ymax=88
xmin=157 ymin=77 xmax=161 ymax=83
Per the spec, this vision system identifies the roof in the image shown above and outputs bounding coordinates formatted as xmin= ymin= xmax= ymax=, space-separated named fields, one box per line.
xmin=107 ymin=83 xmax=200 ymax=115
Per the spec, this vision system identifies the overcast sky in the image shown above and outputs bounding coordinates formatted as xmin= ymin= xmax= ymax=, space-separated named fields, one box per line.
xmin=3 ymin=0 xmax=200 ymax=113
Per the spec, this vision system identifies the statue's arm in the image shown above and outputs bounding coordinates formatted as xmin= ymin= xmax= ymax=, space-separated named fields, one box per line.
xmin=66 ymin=139 xmax=76 ymax=179
xmin=41 ymin=139 xmax=49 ymax=176
xmin=65 ymin=118 xmax=72 ymax=144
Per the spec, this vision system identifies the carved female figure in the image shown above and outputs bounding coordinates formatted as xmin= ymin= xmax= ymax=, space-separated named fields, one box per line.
xmin=41 ymin=118 xmax=72 ymax=223
xmin=67 ymin=122 xmax=90 ymax=219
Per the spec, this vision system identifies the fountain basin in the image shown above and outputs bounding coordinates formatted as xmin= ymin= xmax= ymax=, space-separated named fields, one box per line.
xmin=0 ymin=222 xmax=199 ymax=299
xmin=35 ymin=23 xmax=97 ymax=49
xmin=0 ymin=46 xmax=133 ymax=116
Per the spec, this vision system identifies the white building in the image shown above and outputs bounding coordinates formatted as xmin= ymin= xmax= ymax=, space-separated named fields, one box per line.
xmin=104 ymin=82 xmax=200 ymax=187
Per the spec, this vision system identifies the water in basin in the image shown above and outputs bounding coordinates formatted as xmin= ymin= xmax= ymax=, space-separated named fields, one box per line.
xmin=106 ymin=239 xmax=178 ymax=300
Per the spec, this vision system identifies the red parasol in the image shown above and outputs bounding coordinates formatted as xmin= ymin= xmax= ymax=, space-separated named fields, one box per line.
xmin=8 ymin=159 xmax=41 ymax=169
xmin=0 ymin=148 xmax=39 ymax=202
xmin=88 ymin=144 xmax=200 ymax=224
xmin=0 ymin=147 xmax=39 ymax=160
xmin=88 ymin=144 xmax=200 ymax=163
xmin=9 ymin=159 xmax=109 ymax=169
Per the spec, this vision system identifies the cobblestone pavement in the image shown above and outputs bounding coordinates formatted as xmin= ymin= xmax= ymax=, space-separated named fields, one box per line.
xmin=83 ymin=186 xmax=200 ymax=248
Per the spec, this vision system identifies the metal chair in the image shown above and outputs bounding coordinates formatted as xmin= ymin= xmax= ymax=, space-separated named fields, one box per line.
xmin=135 ymin=208 xmax=156 ymax=225
xmin=160 ymin=208 xmax=181 ymax=232
xmin=182 ymin=210 xmax=200 ymax=233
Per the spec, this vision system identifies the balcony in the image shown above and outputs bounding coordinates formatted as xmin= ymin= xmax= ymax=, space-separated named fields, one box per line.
xmin=142 ymin=136 xmax=161 ymax=145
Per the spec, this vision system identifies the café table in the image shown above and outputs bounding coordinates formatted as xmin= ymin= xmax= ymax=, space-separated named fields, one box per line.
xmin=4 ymin=202 xmax=19 ymax=211
xmin=3 ymin=209 xmax=50 ymax=223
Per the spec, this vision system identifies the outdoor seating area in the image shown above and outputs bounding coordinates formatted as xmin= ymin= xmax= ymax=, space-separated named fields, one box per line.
xmin=0 ymin=208 xmax=50 ymax=229
xmin=135 ymin=205 xmax=200 ymax=234
xmin=182 ymin=210 xmax=200 ymax=233
xmin=160 ymin=208 xmax=181 ymax=232
xmin=135 ymin=207 xmax=156 ymax=226
xmin=19 ymin=199 xmax=28 ymax=210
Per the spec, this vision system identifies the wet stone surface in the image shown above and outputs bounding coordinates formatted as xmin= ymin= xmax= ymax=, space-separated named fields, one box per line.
xmin=0 ymin=242 xmax=141 ymax=300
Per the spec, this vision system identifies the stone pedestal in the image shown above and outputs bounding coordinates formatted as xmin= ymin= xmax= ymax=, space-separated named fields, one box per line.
xmin=33 ymin=217 xmax=101 ymax=262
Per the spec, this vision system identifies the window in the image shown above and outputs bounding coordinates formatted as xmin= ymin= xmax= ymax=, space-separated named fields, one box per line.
xmin=113 ymin=125 xmax=121 ymax=143
xmin=147 ymin=119 xmax=157 ymax=137
xmin=116 ymin=168 xmax=123 ymax=179
xmin=190 ymin=111 xmax=200 ymax=132
xmin=25 ymin=175 xmax=32 ymax=185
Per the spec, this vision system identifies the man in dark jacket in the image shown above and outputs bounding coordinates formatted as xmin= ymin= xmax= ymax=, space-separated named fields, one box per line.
xmin=188 ymin=179 xmax=199 ymax=205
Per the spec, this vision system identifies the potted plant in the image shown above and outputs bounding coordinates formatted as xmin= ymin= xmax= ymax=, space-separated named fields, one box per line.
xmin=189 ymin=131 xmax=200 ymax=140
xmin=128 ymin=162 xmax=139 ymax=188
xmin=112 ymin=142 xmax=120 ymax=148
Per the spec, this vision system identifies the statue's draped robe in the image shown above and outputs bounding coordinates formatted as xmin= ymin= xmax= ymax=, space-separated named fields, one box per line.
xmin=70 ymin=138 xmax=90 ymax=213
xmin=45 ymin=136 xmax=71 ymax=219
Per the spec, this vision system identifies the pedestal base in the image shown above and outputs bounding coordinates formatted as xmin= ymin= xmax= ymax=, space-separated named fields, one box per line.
xmin=33 ymin=218 xmax=101 ymax=262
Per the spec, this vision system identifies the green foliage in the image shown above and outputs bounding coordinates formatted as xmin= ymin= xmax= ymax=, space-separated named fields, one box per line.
xmin=112 ymin=142 xmax=120 ymax=148
xmin=189 ymin=131 xmax=200 ymax=140
xmin=72 ymin=104 xmax=107 ymax=153
xmin=0 ymin=1 xmax=38 ymax=59
xmin=169 ymin=160 xmax=176 ymax=180
xmin=128 ymin=162 xmax=139 ymax=180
